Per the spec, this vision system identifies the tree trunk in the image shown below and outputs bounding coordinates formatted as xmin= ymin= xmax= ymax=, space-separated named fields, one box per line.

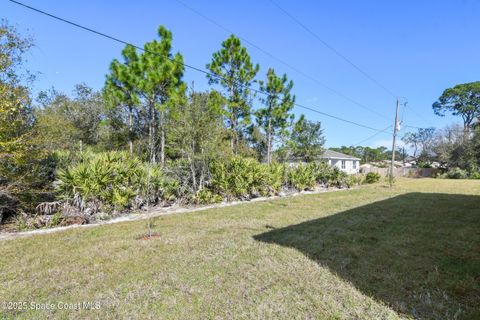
xmin=230 ymin=115 xmax=237 ymax=154
xmin=160 ymin=110 xmax=165 ymax=167
xmin=128 ymin=105 xmax=133 ymax=155
xmin=148 ymin=104 xmax=156 ymax=164
xmin=267 ymin=117 xmax=272 ymax=164
xmin=188 ymin=153 xmax=197 ymax=193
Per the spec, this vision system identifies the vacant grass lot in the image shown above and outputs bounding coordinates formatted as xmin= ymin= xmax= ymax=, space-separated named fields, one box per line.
xmin=1 ymin=179 xmax=479 ymax=319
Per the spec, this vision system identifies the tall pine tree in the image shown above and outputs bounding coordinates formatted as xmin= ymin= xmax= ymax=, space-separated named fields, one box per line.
xmin=206 ymin=35 xmax=259 ymax=153
xmin=104 ymin=45 xmax=141 ymax=154
xmin=104 ymin=26 xmax=185 ymax=164
xmin=256 ymin=68 xmax=295 ymax=164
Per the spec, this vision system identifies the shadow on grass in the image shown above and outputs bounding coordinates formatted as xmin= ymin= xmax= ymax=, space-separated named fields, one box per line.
xmin=254 ymin=193 xmax=480 ymax=319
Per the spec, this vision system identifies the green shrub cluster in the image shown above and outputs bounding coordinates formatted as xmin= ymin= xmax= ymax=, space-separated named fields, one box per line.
xmin=439 ymin=167 xmax=470 ymax=179
xmin=284 ymin=162 xmax=350 ymax=190
xmin=56 ymin=153 xmax=360 ymax=210
xmin=365 ymin=172 xmax=381 ymax=184
xmin=470 ymin=171 xmax=480 ymax=179
xmin=208 ymin=159 xmax=353 ymax=198
xmin=209 ymin=157 xmax=282 ymax=200
xmin=56 ymin=151 xmax=178 ymax=212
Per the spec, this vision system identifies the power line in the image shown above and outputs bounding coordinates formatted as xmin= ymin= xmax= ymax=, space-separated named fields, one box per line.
xmin=269 ymin=0 xmax=397 ymax=98
xmin=8 ymin=0 xmax=392 ymax=135
xmin=174 ymin=0 xmax=392 ymax=121
xmin=353 ymin=125 xmax=393 ymax=146
xmin=404 ymin=104 xmax=433 ymax=126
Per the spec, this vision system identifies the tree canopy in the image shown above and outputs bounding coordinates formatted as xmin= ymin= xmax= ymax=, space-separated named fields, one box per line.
xmin=0 ymin=21 xmax=36 ymax=185
xmin=104 ymin=26 xmax=186 ymax=164
xmin=256 ymin=68 xmax=295 ymax=163
xmin=290 ymin=115 xmax=325 ymax=162
xmin=206 ymin=35 xmax=259 ymax=153
xmin=433 ymin=81 xmax=480 ymax=130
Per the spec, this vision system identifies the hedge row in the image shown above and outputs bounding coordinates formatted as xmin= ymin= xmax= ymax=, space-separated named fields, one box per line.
xmin=53 ymin=152 xmax=364 ymax=214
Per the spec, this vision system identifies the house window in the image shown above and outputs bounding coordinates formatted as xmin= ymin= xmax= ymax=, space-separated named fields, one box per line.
xmin=353 ymin=161 xmax=356 ymax=169
xmin=341 ymin=160 xmax=346 ymax=169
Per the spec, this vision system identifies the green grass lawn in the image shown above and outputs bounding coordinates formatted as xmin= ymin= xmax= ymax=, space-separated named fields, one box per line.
xmin=1 ymin=179 xmax=479 ymax=319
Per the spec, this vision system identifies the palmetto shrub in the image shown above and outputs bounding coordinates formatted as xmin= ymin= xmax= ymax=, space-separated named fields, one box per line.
xmin=209 ymin=157 xmax=281 ymax=200
xmin=328 ymin=167 xmax=350 ymax=187
xmin=286 ymin=163 xmax=316 ymax=191
xmin=307 ymin=161 xmax=334 ymax=185
xmin=365 ymin=172 xmax=381 ymax=184
xmin=193 ymin=188 xmax=223 ymax=204
xmin=56 ymin=151 xmax=177 ymax=212
xmin=56 ymin=152 xmax=356 ymax=211
xmin=267 ymin=162 xmax=287 ymax=193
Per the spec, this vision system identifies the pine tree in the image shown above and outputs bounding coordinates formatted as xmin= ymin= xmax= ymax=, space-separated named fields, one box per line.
xmin=256 ymin=68 xmax=295 ymax=164
xmin=104 ymin=26 xmax=186 ymax=165
xmin=206 ymin=35 xmax=259 ymax=153
xmin=104 ymin=45 xmax=141 ymax=154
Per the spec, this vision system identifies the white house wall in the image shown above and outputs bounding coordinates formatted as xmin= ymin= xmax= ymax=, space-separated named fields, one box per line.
xmin=329 ymin=159 xmax=360 ymax=174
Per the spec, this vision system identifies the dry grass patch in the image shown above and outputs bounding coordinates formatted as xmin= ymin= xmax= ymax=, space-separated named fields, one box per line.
xmin=0 ymin=179 xmax=479 ymax=319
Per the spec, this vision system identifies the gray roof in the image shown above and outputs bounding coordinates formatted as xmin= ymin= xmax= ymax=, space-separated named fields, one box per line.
xmin=322 ymin=150 xmax=361 ymax=160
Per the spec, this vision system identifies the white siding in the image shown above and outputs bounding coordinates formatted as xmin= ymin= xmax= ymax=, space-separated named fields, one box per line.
xmin=330 ymin=159 xmax=359 ymax=174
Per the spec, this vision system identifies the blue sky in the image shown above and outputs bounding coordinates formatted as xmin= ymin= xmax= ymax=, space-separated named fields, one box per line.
xmin=3 ymin=0 xmax=480 ymax=148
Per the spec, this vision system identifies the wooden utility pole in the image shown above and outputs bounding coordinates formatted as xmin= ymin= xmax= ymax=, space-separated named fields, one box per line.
xmin=389 ymin=98 xmax=400 ymax=186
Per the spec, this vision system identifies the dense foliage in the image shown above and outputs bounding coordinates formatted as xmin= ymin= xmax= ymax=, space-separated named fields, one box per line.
xmin=365 ymin=172 xmax=381 ymax=184
xmin=56 ymin=151 xmax=178 ymax=213
xmin=432 ymin=81 xmax=480 ymax=130
xmin=6 ymin=19 xmax=480 ymax=230
xmin=52 ymin=154 xmax=356 ymax=219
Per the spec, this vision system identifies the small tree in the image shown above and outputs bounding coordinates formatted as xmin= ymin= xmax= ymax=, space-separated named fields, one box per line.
xmin=256 ymin=68 xmax=295 ymax=164
xmin=402 ymin=127 xmax=436 ymax=161
xmin=170 ymin=90 xmax=229 ymax=193
xmin=290 ymin=115 xmax=325 ymax=162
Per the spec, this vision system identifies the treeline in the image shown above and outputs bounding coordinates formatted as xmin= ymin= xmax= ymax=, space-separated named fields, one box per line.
xmin=1 ymin=22 xmax=331 ymax=227
xmin=401 ymin=124 xmax=480 ymax=176
xmin=35 ymin=29 xmax=326 ymax=165
xmin=332 ymin=79 xmax=480 ymax=175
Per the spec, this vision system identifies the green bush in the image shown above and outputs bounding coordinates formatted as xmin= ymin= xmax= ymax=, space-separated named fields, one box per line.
xmin=209 ymin=157 xmax=275 ymax=200
xmin=307 ymin=162 xmax=333 ymax=185
xmin=267 ymin=162 xmax=286 ymax=193
xmin=56 ymin=151 xmax=177 ymax=212
xmin=193 ymin=189 xmax=223 ymax=204
xmin=365 ymin=172 xmax=381 ymax=184
xmin=347 ymin=174 xmax=364 ymax=187
xmin=287 ymin=164 xmax=316 ymax=191
xmin=56 ymin=154 xmax=363 ymax=212
xmin=469 ymin=171 xmax=480 ymax=179
xmin=328 ymin=167 xmax=350 ymax=188
xmin=443 ymin=167 xmax=469 ymax=179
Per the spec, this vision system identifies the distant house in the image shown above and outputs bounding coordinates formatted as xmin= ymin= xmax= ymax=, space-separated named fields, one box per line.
xmin=323 ymin=150 xmax=360 ymax=174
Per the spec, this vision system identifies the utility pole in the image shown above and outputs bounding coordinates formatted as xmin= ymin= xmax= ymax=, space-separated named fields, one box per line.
xmin=389 ymin=98 xmax=400 ymax=186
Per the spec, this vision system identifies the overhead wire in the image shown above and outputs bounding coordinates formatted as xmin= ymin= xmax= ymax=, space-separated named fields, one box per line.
xmin=173 ymin=0 xmax=392 ymax=121
xmin=8 ymin=0 xmax=394 ymax=135
xmin=353 ymin=125 xmax=393 ymax=146
xmin=269 ymin=0 xmax=398 ymax=98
